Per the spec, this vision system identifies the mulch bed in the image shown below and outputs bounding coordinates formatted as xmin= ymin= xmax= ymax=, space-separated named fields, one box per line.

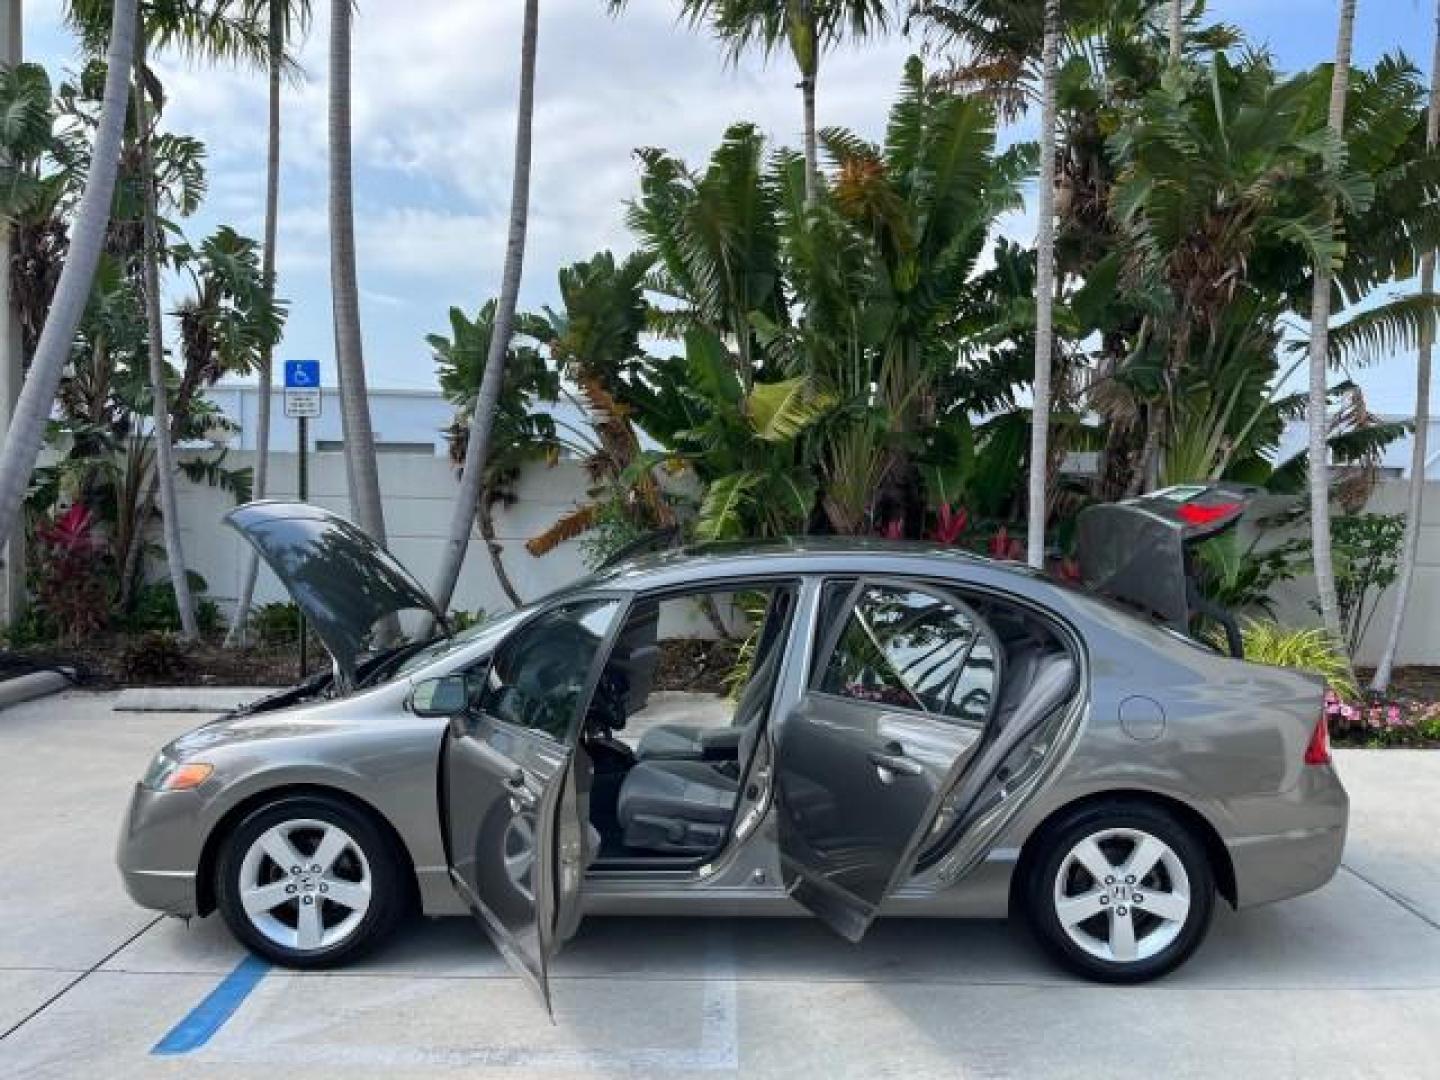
xmin=4 ymin=633 xmax=741 ymax=692
xmin=5 ymin=632 xmax=329 ymax=689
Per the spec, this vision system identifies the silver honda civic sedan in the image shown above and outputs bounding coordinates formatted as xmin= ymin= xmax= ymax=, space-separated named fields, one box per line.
xmin=119 ymin=492 xmax=1347 ymax=999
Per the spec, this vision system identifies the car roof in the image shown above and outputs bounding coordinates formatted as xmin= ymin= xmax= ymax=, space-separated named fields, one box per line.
xmin=579 ymin=536 xmax=1050 ymax=594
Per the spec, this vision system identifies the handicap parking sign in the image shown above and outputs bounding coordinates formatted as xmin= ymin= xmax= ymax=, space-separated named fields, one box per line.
xmin=284 ymin=360 xmax=320 ymax=388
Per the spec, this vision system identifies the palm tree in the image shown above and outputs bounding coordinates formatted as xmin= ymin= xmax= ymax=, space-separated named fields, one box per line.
xmin=614 ymin=0 xmax=891 ymax=205
xmin=1167 ymin=0 xmax=1182 ymax=69
xmin=1025 ymin=0 xmax=1059 ymax=569
xmin=328 ymin=0 xmax=386 ymax=549
xmin=0 ymin=0 xmax=135 ymax=575
xmin=132 ymin=29 xmax=198 ymax=638
xmin=1372 ymin=1 xmax=1439 ymax=693
xmin=429 ymin=0 xmax=539 ymax=618
xmin=1307 ymin=0 xmax=1358 ymax=650
xmin=227 ymin=0 xmax=311 ymax=647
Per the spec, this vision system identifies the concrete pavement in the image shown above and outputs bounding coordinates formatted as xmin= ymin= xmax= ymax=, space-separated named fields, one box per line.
xmin=1 ymin=690 xmax=1438 ymax=1078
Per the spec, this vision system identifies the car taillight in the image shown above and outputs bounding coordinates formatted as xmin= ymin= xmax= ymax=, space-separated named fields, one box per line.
xmin=1304 ymin=715 xmax=1332 ymax=766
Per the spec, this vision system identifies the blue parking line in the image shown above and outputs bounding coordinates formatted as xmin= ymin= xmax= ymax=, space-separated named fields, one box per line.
xmin=151 ymin=954 xmax=271 ymax=1056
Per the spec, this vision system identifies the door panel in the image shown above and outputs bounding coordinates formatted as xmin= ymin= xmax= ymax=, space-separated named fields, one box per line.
xmin=442 ymin=598 xmax=623 ymax=1010
xmin=775 ymin=581 xmax=997 ymax=941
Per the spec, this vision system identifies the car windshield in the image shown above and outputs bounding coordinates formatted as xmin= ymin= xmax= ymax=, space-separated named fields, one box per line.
xmin=390 ymin=608 xmax=531 ymax=679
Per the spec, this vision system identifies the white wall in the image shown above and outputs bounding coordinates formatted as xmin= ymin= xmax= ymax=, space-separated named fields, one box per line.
xmin=174 ymin=451 xmax=592 ymax=621
xmin=1269 ymin=480 xmax=1440 ymax=668
xmin=170 ymin=458 xmax=1440 ymax=664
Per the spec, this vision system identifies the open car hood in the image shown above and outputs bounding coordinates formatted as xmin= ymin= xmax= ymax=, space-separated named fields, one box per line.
xmin=224 ymin=501 xmax=447 ymax=690
xmin=1076 ymin=484 xmax=1254 ymax=631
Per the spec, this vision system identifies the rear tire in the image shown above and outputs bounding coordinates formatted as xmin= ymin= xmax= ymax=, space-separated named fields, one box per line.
xmin=1024 ymin=800 xmax=1215 ymax=984
xmin=215 ymin=795 xmax=407 ymax=969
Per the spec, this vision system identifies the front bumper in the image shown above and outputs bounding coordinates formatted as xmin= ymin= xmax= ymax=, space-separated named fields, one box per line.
xmin=116 ymin=783 xmax=207 ymax=917
xmin=1224 ymin=762 xmax=1349 ymax=908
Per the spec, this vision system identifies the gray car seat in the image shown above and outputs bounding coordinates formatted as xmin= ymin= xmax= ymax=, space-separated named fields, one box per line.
xmin=616 ymin=646 xmax=783 ymax=854
xmin=633 ymin=593 xmax=793 ymax=761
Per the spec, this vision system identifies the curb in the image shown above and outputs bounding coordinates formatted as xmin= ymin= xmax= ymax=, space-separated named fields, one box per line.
xmin=113 ymin=687 xmax=274 ymax=713
xmin=0 ymin=669 xmax=75 ymax=710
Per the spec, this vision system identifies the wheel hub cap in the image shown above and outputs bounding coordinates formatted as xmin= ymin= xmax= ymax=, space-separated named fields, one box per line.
xmin=239 ymin=818 xmax=372 ymax=952
xmin=1053 ymin=826 xmax=1191 ymax=964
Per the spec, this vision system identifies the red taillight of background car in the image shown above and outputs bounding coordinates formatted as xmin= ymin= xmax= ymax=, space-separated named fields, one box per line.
xmin=1304 ymin=714 xmax=1332 ymax=765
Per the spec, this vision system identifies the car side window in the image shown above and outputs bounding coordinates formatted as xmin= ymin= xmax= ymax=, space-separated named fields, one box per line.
xmin=478 ymin=598 xmax=622 ymax=742
xmin=817 ymin=583 xmax=997 ymax=723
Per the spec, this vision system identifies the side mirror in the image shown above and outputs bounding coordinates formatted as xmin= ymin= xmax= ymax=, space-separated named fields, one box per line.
xmin=410 ymin=675 xmax=468 ymax=718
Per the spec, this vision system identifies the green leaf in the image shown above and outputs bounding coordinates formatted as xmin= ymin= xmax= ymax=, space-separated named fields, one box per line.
xmin=745 ymin=376 xmax=834 ymax=442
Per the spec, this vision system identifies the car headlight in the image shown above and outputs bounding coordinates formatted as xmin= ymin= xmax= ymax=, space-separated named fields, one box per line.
xmin=141 ymin=752 xmax=214 ymax=791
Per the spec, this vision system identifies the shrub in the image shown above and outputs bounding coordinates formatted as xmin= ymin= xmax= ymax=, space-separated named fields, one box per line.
xmin=124 ymin=574 xmax=225 ymax=637
xmin=120 ymin=632 xmax=190 ymax=681
xmin=247 ymin=601 xmax=302 ymax=645
xmin=447 ymin=608 xmax=488 ymax=633
xmin=1237 ymin=619 xmax=1358 ymax=701
xmin=31 ymin=503 xmax=110 ymax=644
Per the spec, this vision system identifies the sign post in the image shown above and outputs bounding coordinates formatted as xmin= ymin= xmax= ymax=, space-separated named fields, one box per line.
xmin=283 ymin=361 xmax=321 ymax=680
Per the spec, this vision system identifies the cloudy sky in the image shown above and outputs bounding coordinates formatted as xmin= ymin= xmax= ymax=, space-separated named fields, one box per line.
xmin=22 ymin=0 xmax=1439 ymax=413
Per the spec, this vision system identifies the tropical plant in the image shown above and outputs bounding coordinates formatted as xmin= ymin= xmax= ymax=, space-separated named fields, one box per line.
xmin=431 ymin=299 xmax=560 ymax=606
xmin=525 ymin=251 xmax=679 ymax=566
xmin=1236 ymin=619 xmax=1358 ymax=702
xmin=119 ymin=629 xmax=190 ymax=680
xmin=615 ymin=0 xmax=893 ymax=204
xmin=246 ymin=598 xmax=301 ymax=644
xmin=0 ymin=0 xmax=136 ymax=587
xmin=431 ymin=0 xmax=540 ymax=621
xmin=30 ymin=502 xmax=110 ymax=643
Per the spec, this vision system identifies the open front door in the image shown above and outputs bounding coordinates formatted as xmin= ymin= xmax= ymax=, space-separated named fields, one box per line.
xmin=441 ymin=597 xmax=624 ymax=1010
xmin=775 ymin=580 xmax=999 ymax=942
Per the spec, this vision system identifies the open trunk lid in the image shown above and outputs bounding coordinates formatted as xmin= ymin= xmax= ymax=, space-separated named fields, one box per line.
xmin=1076 ymin=484 xmax=1254 ymax=633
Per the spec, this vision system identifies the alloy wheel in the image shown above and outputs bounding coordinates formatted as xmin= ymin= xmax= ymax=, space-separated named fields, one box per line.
xmin=238 ymin=818 xmax=372 ymax=951
xmin=1051 ymin=826 xmax=1191 ymax=963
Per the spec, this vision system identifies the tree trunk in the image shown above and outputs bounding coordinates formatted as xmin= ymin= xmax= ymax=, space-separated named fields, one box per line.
xmin=0 ymin=0 xmax=25 ymax=629
xmin=133 ymin=34 xmax=199 ymax=641
xmin=801 ymin=63 xmax=819 ymax=206
xmin=1026 ymin=0 xmax=1060 ymax=570
xmin=227 ymin=1 xmax=284 ymax=648
xmin=1167 ymin=0 xmax=1183 ymax=69
xmin=1371 ymin=0 xmax=1439 ymax=693
xmin=430 ymin=0 xmax=539 ymax=619
xmin=1307 ymin=0 xmax=1357 ymax=650
xmin=328 ymin=0 xmax=386 ymax=547
xmin=0 ymin=0 xmax=135 ymax=561
xmin=478 ymin=487 xmax=522 ymax=609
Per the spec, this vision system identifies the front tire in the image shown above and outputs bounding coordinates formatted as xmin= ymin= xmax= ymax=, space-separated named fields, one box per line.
xmin=1024 ymin=801 xmax=1215 ymax=984
xmin=215 ymin=795 xmax=407 ymax=969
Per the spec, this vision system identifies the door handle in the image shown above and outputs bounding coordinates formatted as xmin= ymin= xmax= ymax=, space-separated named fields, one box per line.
xmin=505 ymin=770 xmax=537 ymax=810
xmin=867 ymin=750 xmax=923 ymax=778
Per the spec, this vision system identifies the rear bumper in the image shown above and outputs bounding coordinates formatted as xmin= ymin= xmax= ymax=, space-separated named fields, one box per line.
xmin=1224 ymin=763 xmax=1349 ymax=908
xmin=116 ymin=783 xmax=206 ymax=917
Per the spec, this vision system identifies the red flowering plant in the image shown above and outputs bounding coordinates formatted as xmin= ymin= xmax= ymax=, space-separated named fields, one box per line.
xmin=31 ymin=503 xmax=111 ymax=644
xmin=929 ymin=504 xmax=969 ymax=545
xmin=987 ymin=525 xmax=1025 ymax=561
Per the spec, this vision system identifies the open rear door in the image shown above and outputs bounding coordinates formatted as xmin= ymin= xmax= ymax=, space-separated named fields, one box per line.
xmin=441 ymin=597 xmax=623 ymax=1011
xmin=775 ymin=580 xmax=999 ymax=941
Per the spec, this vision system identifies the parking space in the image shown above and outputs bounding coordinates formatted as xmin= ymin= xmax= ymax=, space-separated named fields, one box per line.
xmin=2 ymin=691 xmax=1439 ymax=1078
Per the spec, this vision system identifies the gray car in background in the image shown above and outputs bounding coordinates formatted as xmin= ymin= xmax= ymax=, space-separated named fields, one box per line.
xmin=118 ymin=495 xmax=1347 ymax=1003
